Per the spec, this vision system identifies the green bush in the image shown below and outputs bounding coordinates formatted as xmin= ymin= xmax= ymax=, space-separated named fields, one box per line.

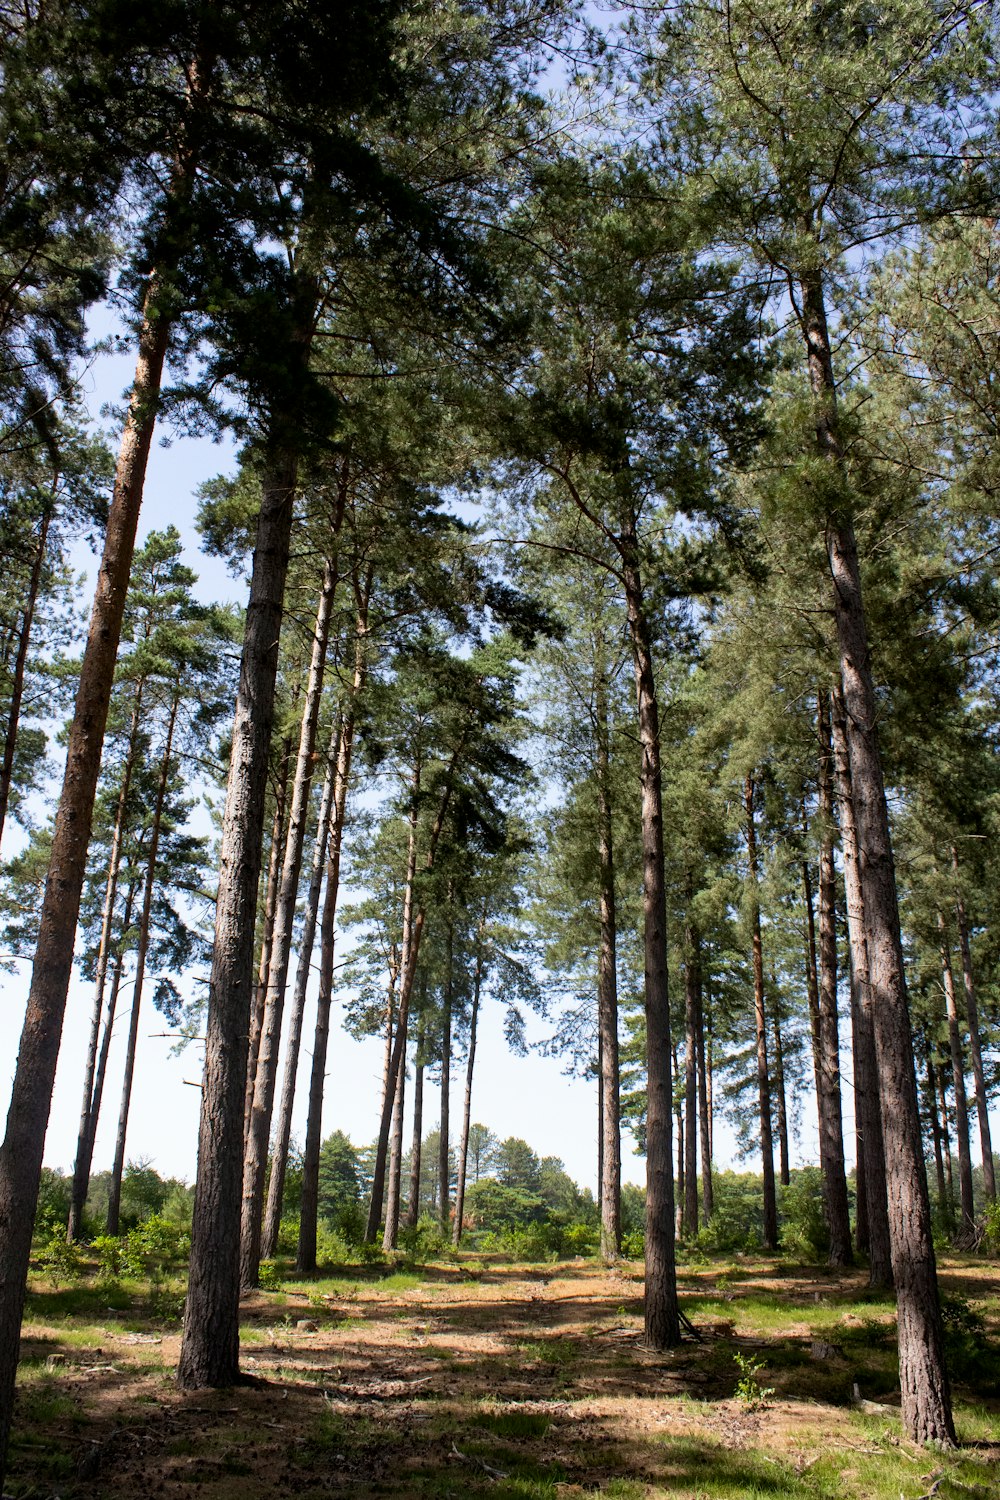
xmin=694 ymin=1172 xmax=765 ymax=1254
xmin=314 ymin=1224 xmax=353 ymax=1265
xmin=982 ymin=1199 xmax=1000 ymax=1256
xmin=779 ymin=1167 xmax=829 ymax=1259
xmin=620 ymin=1229 xmax=644 ymax=1259
xmin=34 ymin=1232 xmax=84 ymax=1286
xmin=397 ymin=1216 xmax=453 ymax=1261
xmin=257 ymin=1259 xmax=284 ymax=1292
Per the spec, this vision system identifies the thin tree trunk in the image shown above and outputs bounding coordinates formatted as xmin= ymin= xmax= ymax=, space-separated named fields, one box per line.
xmin=453 ymin=914 xmax=485 ymax=1248
xmin=683 ymin=910 xmax=699 ymax=1237
xmin=621 ymin=530 xmax=679 ymax=1350
xmin=938 ymin=914 xmax=975 ymax=1236
xmin=595 ymin=664 xmax=621 ymax=1260
xmin=924 ymin=1044 xmax=949 ymax=1220
xmin=771 ymin=999 xmax=790 ymax=1189
xmin=744 ymin=773 xmax=778 ymax=1249
xmin=260 ymin=727 xmax=339 ymax=1259
xmin=0 ymin=500 xmax=52 ymax=854
xmin=803 ymin=271 xmax=953 ymax=1444
xmin=831 ymin=684 xmax=891 ymax=1286
xmin=817 ymin=694 xmax=852 ymax=1265
xmin=439 ymin=910 xmax=453 ymax=1236
xmin=177 ymin=447 xmax=298 ymax=1391
xmin=851 ymin=948 xmax=870 ymax=1257
xmin=106 ymin=693 xmax=179 ymax=1233
xmin=67 ymin=702 xmax=144 ymax=1241
xmin=952 ymin=848 xmax=995 ymax=1202
xmin=936 ymin=1060 xmax=956 ymax=1221
xmin=674 ymin=1051 xmax=684 ymax=1238
xmin=0 ymin=150 xmax=197 ymax=1465
xmin=245 ymin=731 xmax=293 ymax=1145
xmin=696 ymin=949 xmax=713 ymax=1222
xmin=242 ymin=547 xmax=338 ymax=1288
xmin=296 ymin=585 xmax=372 ymax=1273
xmin=383 ymin=1037 xmax=407 ymax=1250
xmin=406 ymin=1011 xmax=425 ymax=1229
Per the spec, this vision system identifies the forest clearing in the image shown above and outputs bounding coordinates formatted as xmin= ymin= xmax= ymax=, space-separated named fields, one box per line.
xmin=11 ymin=1249 xmax=1000 ymax=1499
xmin=5 ymin=0 xmax=1000 ymax=1490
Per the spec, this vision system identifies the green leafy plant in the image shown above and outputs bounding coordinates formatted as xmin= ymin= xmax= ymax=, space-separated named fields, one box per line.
xmin=732 ymin=1350 xmax=774 ymax=1407
xmin=257 ymin=1260 xmax=284 ymax=1292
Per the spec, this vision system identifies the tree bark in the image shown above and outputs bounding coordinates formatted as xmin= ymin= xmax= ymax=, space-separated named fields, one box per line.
xmin=621 ymin=528 xmax=679 ymax=1350
xmin=0 ymin=498 xmax=51 ymax=854
xmin=245 ymin=732 xmax=293 ymax=1146
xmin=683 ymin=910 xmax=699 ymax=1238
xmin=924 ymin=1044 xmax=949 ymax=1221
xmin=951 ymin=848 xmax=995 ymax=1202
xmin=106 ymin=692 xmax=179 ymax=1234
xmin=406 ymin=1012 xmax=425 ymax=1229
xmin=67 ymin=700 xmax=143 ymax=1241
xmin=831 ymin=683 xmax=891 ymax=1287
xmin=938 ymin=915 xmax=975 ymax=1237
xmin=0 ymin=191 xmax=189 ymax=1469
xmin=802 ymin=272 xmax=953 ymax=1444
xmin=816 ymin=694 xmax=852 ymax=1265
xmin=744 ymin=773 xmax=779 ymax=1249
xmin=177 ymin=450 xmax=297 ymax=1391
xmin=260 ymin=726 xmax=339 ymax=1259
xmin=438 ymin=910 xmax=454 ymax=1236
xmin=383 ymin=1034 xmax=407 ymax=1250
xmin=595 ymin=664 xmax=621 ymax=1260
xmin=453 ymin=914 xmax=485 ymax=1247
xmin=242 ymin=547 xmax=338 ymax=1288
xmin=696 ymin=955 xmax=713 ymax=1222
xmin=771 ymin=998 xmax=790 ymax=1190
xmin=296 ymin=583 xmax=369 ymax=1271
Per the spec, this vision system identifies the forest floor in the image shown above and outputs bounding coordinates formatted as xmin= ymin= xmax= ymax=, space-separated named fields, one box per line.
xmin=8 ymin=1251 xmax=1000 ymax=1499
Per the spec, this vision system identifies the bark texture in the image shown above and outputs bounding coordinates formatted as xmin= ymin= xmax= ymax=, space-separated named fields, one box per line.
xmin=816 ymin=695 xmax=852 ymax=1265
xmin=744 ymin=773 xmax=778 ymax=1250
xmin=595 ymin=672 xmax=621 ymax=1259
xmin=177 ymin=453 xmax=297 ymax=1390
xmin=938 ymin=916 xmax=975 ymax=1236
xmin=951 ymin=849 xmax=995 ymax=1202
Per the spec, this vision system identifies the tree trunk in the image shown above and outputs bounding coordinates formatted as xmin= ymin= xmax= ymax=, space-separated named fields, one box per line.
xmin=951 ymin=848 xmax=995 ymax=1202
xmin=242 ymin=547 xmax=338 ymax=1288
xmin=439 ymin=914 xmax=454 ymax=1237
xmin=67 ymin=701 xmax=144 ymax=1242
xmin=620 ymin=530 xmax=679 ymax=1350
xmin=831 ymin=684 xmax=891 ymax=1287
xmin=245 ymin=731 xmax=293 ymax=1146
xmin=771 ymin=999 xmax=790 ymax=1189
xmin=0 ymin=199 xmax=189 ymax=1469
xmin=744 ymin=773 xmax=779 ymax=1249
xmin=817 ymin=694 xmax=852 ymax=1265
xmin=683 ymin=911 xmax=699 ymax=1238
xmin=924 ymin=1044 xmax=949 ymax=1221
xmin=383 ymin=1036 xmax=407 ymax=1250
xmin=106 ymin=693 xmax=179 ymax=1234
xmin=177 ymin=449 xmax=298 ymax=1391
xmin=260 ymin=728 xmax=339 ymax=1259
xmin=453 ymin=915 xmax=485 ymax=1248
xmin=595 ymin=665 xmax=621 ymax=1260
xmin=802 ymin=271 xmax=953 ymax=1444
xmin=938 ymin=914 xmax=975 ymax=1237
xmin=297 ymin=586 xmax=370 ymax=1271
xmin=0 ymin=499 xmax=51 ymax=855
xmin=406 ymin=1012 xmax=425 ymax=1229
xmin=696 ymin=956 xmax=713 ymax=1222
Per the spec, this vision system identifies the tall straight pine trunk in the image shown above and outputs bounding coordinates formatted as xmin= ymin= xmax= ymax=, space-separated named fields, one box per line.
xmin=453 ymin=913 xmax=485 ymax=1247
xmin=621 ymin=528 xmax=679 ymax=1350
xmin=595 ymin=661 xmax=622 ymax=1259
xmin=0 ymin=498 xmax=52 ymax=854
xmin=178 ymin=450 xmax=298 ymax=1390
xmin=937 ymin=915 xmax=975 ymax=1236
xmin=245 ymin=732 xmax=293 ymax=1144
xmin=802 ymin=273 xmax=953 ymax=1445
xmin=951 ymin=849 xmax=995 ymax=1202
xmin=816 ymin=694 xmax=852 ymax=1264
xmin=744 ymin=773 xmax=778 ymax=1249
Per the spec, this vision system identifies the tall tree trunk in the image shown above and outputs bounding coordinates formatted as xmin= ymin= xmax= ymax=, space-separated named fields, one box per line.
xmin=106 ymin=693 xmax=179 ymax=1234
xmin=831 ymin=684 xmax=891 ymax=1286
xmin=621 ymin=530 xmax=679 ymax=1350
xmin=67 ymin=700 xmax=144 ymax=1241
xmin=177 ymin=448 xmax=298 ymax=1391
xmin=453 ymin=914 xmax=485 ymax=1248
xmin=696 ymin=951 xmax=713 ymax=1222
xmin=242 ymin=547 xmax=338 ymax=1288
xmin=438 ymin=910 xmax=454 ymax=1236
xmin=0 ymin=499 xmax=51 ymax=854
xmin=938 ymin=915 xmax=975 ymax=1237
xmin=595 ymin=664 xmax=621 ymax=1260
xmin=744 ymin=773 xmax=778 ymax=1249
xmin=383 ymin=1038 xmax=407 ymax=1250
xmin=817 ymin=694 xmax=852 ymax=1265
xmin=406 ymin=1011 xmax=425 ymax=1229
xmin=0 ymin=136 xmax=200 ymax=1464
xmin=851 ymin=950 xmax=870 ymax=1257
xmin=771 ymin=999 xmax=790 ymax=1189
xmin=951 ymin=849 xmax=995 ymax=1202
xmin=245 ymin=731 xmax=293 ymax=1145
xmin=924 ymin=1045 xmax=949 ymax=1222
xmin=936 ymin=1060 xmax=956 ymax=1220
xmin=803 ymin=272 xmax=953 ymax=1444
xmin=260 ymin=728 xmax=339 ymax=1259
xmin=297 ymin=587 xmax=370 ymax=1270
xmin=683 ymin=910 xmax=699 ymax=1238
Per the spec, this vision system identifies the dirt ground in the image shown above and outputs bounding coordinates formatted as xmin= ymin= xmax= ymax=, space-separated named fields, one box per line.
xmin=10 ymin=1255 xmax=1000 ymax=1499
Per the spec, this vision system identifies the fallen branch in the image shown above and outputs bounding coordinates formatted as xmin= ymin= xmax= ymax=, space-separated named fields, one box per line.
xmin=451 ymin=1443 xmax=508 ymax=1481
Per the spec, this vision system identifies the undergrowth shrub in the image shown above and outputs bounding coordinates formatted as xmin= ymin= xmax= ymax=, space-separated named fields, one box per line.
xmin=778 ymin=1168 xmax=829 ymax=1259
